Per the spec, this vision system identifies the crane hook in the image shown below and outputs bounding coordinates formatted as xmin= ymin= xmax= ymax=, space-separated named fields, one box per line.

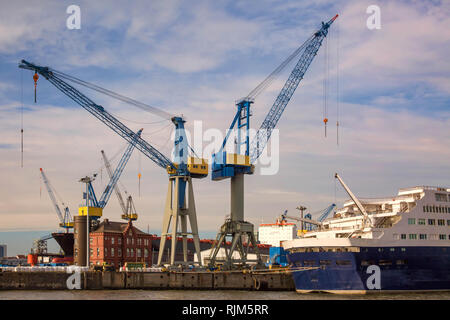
xmin=323 ymin=117 xmax=328 ymax=137
xmin=33 ymin=72 xmax=39 ymax=103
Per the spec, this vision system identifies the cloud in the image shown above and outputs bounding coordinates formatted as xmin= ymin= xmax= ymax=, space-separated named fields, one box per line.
xmin=0 ymin=1 xmax=449 ymax=253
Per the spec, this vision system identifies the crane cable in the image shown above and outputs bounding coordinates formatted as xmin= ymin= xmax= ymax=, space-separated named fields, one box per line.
xmin=50 ymin=68 xmax=174 ymax=121
xmin=20 ymin=68 xmax=24 ymax=168
xmin=323 ymin=34 xmax=329 ymax=137
xmin=336 ymin=22 xmax=340 ymax=146
xmin=245 ymin=33 xmax=315 ymax=100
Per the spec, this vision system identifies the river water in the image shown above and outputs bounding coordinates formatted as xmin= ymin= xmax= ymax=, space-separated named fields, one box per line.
xmin=0 ymin=290 xmax=449 ymax=300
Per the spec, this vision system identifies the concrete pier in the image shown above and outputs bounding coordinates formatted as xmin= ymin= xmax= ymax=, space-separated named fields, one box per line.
xmin=0 ymin=270 xmax=295 ymax=291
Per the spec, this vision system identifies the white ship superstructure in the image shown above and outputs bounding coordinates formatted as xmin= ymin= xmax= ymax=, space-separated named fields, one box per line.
xmin=284 ymin=186 xmax=450 ymax=247
xmin=283 ymin=185 xmax=450 ymax=293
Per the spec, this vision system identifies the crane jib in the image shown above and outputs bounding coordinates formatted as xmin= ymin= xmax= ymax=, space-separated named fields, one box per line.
xmin=249 ymin=17 xmax=335 ymax=163
xmin=19 ymin=60 xmax=176 ymax=172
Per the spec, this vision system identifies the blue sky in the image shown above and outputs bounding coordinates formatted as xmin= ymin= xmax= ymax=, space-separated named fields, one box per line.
xmin=0 ymin=0 xmax=449 ymax=255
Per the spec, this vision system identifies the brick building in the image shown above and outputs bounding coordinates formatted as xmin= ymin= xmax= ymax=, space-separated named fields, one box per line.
xmin=87 ymin=219 xmax=156 ymax=268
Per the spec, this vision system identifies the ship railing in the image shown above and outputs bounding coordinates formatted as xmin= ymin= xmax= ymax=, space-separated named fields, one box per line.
xmin=0 ymin=266 xmax=89 ymax=272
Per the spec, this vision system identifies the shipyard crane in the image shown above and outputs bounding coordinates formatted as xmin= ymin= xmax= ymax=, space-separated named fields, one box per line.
xmin=208 ymin=15 xmax=338 ymax=269
xmin=101 ymin=149 xmax=139 ymax=221
xmin=281 ymin=203 xmax=336 ymax=231
xmin=77 ymin=128 xmax=143 ymax=220
xmin=19 ymin=60 xmax=208 ymax=266
xmin=334 ymin=173 xmax=373 ymax=234
xmin=40 ymin=168 xmax=73 ymax=230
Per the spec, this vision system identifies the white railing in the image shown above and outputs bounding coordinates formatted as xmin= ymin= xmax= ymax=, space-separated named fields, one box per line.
xmin=0 ymin=266 xmax=89 ymax=272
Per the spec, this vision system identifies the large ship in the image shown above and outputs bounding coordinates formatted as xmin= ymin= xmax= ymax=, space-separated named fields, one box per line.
xmin=283 ymin=176 xmax=450 ymax=293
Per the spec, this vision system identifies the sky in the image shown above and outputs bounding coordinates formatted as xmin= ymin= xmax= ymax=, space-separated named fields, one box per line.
xmin=0 ymin=0 xmax=449 ymax=255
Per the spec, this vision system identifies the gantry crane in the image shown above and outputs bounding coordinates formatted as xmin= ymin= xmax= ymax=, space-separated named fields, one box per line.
xmin=40 ymin=168 xmax=73 ymax=230
xmin=101 ymin=149 xmax=138 ymax=221
xmin=19 ymin=60 xmax=208 ymax=266
xmin=208 ymin=15 xmax=338 ymax=269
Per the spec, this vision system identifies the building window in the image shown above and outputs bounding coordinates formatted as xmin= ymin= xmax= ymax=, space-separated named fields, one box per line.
xmin=118 ymin=248 xmax=122 ymax=257
xmin=131 ymin=248 xmax=134 ymax=257
xmin=127 ymin=248 xmax=130 ymax=257
xmin=400 ymin=234 xmax=406 ymax=240
xmin=409 ymin=234 xmax=417 ymax=240
xmin=111 ymin=237 xmax=115 ymax=245
xmin=438 ymin=219 xmax=445 ymax=226
xmin=435 ymin=193 xmax=448 ymax=202
xmin=429 ymin=234 xmax=438 ymax=240
xmin=440 ymin=234 xmax=448 ymax=240
xmin=423 ymin=205 xmax=427 ymax=212
xmin=145 ymin=248 xmax=148 ymax=258
xmin=408 ymin=218 xmax=416 ymax=225
xmin=419 ymin=234 xmax=427 ymax=240
xmin=393 ymin=234 xmax=399 ymax=240
xmin=118 ymin=238 xmax=122 ymax=245
xmin=418 ymin=219 xmax=425 ymax=225
xmin=97 ymin=248 xmax=100 ymax=256
xmin=137 ymin=248 xmax=141 ymax=258
xmin=428 ymin=219 xmax=436 ymax=225
xmin=90 ymin=248 xmax=93 ymax=257
xmin=90 ymin=237 xmax=93 ymax=244
xmin=111 ymin=248 xmax=115 ymax=257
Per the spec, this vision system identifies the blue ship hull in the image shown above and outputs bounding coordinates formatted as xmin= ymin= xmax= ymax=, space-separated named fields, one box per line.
xmin=287 ymin=246 xmax=450 ymax=293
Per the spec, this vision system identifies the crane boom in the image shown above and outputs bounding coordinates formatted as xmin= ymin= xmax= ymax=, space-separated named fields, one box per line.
xmin=250 ymin=14 xmax=338 ymax=162
xmin=334 ymin=173 xmax=370 ymax=227
xmin=101 ymin=150 xmax=127 ymax=214
xmin=18 ymin=60 xmax=175 ymax=172
xmin=40 ymin=168 xmax=64 ymax=224
xmin=40 ymin=168 xmax=73 ymax=228
xmin=283 ymin=213 xmax=323 ymax=226
xmin=97 ymin=129 xmax=143 ymax=208
xmin=318 ymin=203 xmax=336 ymax=222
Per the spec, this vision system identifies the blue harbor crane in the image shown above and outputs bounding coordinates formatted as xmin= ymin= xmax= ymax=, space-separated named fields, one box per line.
xmin=101 ymin=149 xmax=139 ymax=222
xmin=77 ymin=128 xmax=143 ymax=220
xmin=318 ymin=203 xmax=336 ymax=223
xmin=19 ymin=61 xmax=208 ymax=266
xmin=208 ymin=14 xmax=338 ymax=269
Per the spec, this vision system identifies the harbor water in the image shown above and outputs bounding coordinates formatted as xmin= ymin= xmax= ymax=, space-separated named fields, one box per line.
xmin=0 ymin=290 xmax=449 ymax=300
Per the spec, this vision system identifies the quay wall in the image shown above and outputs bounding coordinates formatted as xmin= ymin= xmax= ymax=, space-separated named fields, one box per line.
xmin=0 ymin=271 xmax=295 ymax=291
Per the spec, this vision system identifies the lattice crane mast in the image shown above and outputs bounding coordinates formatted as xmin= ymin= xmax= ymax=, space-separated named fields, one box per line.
xmin=40 ymin=168 xmax=73 ymax=230
xmin=101 ymin=149 xmax=139 ymax=221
